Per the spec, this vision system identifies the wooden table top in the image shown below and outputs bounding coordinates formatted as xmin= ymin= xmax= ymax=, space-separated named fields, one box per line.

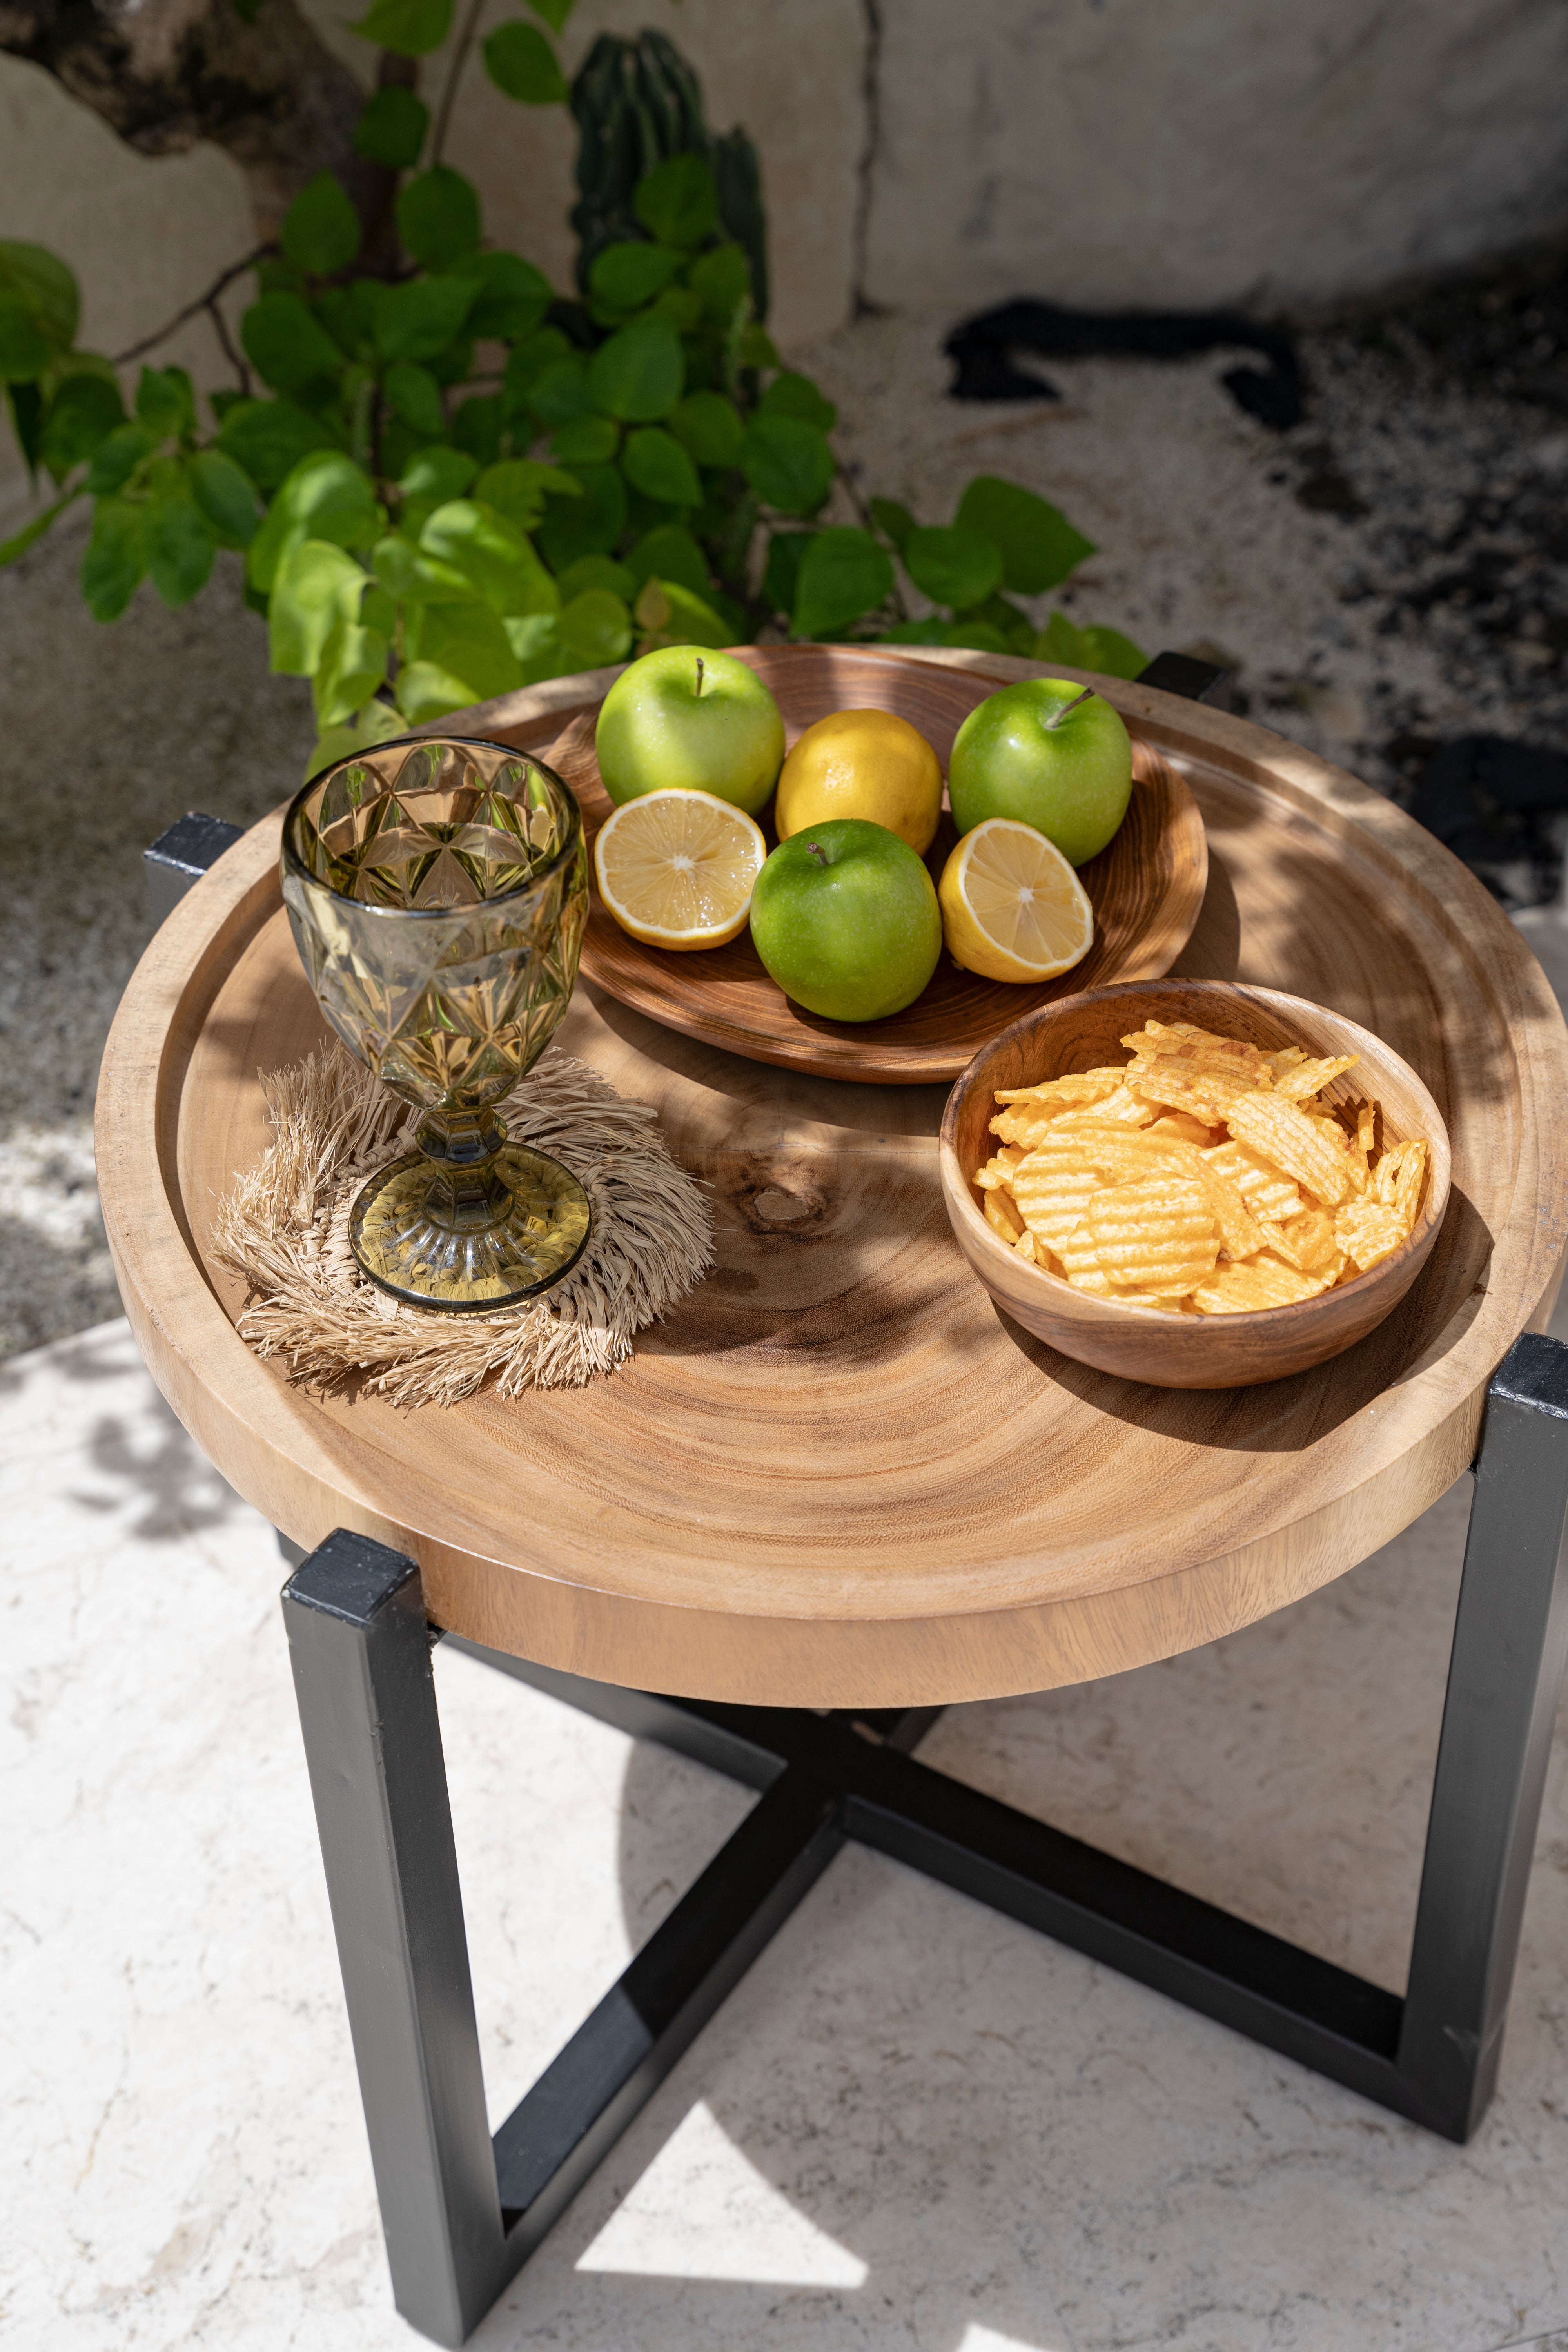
xmin=96 ymin=653 xmax=1568 ymax=1709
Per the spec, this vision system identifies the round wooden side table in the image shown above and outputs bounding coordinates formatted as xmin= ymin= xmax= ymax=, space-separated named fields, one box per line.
xmin=100 ymin=654 xmax=1568 ymax=2347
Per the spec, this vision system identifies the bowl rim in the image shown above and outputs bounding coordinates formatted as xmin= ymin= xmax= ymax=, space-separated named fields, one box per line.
xmin=281 ymin=730 xmax=584 ymax=918
xmin=938 ymin=976 xmax=1454 ymax=1330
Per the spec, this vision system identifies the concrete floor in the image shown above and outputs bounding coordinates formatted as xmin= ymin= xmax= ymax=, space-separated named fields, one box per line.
xmin=7 ymin=1319 xmax=1568 ymax=2352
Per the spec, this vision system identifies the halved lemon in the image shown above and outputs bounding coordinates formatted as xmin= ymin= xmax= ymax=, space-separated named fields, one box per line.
xmin=593 ymin=787 xmax=766 ymax=951
xmin=938 ymin=817 xmax=1094 ymax=982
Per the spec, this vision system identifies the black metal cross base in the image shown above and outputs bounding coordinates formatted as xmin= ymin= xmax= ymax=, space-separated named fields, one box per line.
xmin=279 ymin=1333 xmax=1568 ymax=2346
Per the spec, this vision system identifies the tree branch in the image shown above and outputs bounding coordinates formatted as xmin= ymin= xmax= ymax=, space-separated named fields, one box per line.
xmin=430 ymin=0 xmax=487 ymax=168
xmin=113 ymin=246 xmax=270 ymax=367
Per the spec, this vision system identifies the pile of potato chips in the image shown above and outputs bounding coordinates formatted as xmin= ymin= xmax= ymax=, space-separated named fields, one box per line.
xmin=973 ymin=1017 xmax=1430 ymax=1314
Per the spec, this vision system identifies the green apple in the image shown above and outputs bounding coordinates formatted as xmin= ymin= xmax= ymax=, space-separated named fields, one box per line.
xmin=948 ymin=677 xmax=1133 ymax=865
xmin=749 ymin=818 xmax=942 ymax=1022
xmin=595 ymin=646 xmax=785 ymax=815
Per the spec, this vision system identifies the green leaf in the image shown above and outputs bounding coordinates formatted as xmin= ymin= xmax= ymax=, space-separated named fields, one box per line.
xmin=869 ymin=496 xmax=914 ymax=552
xmin=503 ymin=612 xmax=562 ymax=678
xmin=81 ymin=499 xmax=145 ymax=620
xmin=451 ymin=393 xmax=503 ymax=466
xmin=556 ymin=553 xmax=634 ymax=602
xmin=269 ymin=539 xmax=368 ymax=674
xmin=502 ymin=325 xmax=572 ymax=413
xmin=400 ymin=446 xmax=480 ymax=506
xmin=416 ymin=599 xmax=527 ymax=690
xmin=953 ymin=475 xmax=1094 ymax=594
xmin=473 ymin=456 xmax=576 ymax=533
xmin=373 ymin=275 xmax=478 ymax=362
xmin=1035 ymin=614 xmax=1148 ymax=680
xmin=38 ymin=373 xmax=125 ymax=477
xmin=740 ymin=414 xmax=834 ymax=515
xmin=281 ymin=172 xmax=362 ymax=276
xmin=483 ymin=19 xmax=569 ymax=103
xmin=397 ymin=167 xmax=481 ymax=268
xmin=556 ymin=588 xmax=632 ymax=669
xmin=759 ymin=371 xmax=837 ymax=434
xmin=903 ymin=524 xmax=1003 ymax=613
xmin=0 ymin=486 xmax=82 ymax=568
xmin=191 ymin=449 xmax=259 ymax=547
xmin=873 ymin=618 xmax=953 ymax=646
xmin=248 ymin=450 xmax=383 ymax=590
xmin=0 ymin=292 xmax=52 ymax=381
xmin=650 ymin=285 xmax=704 ymax=335
xmin=626 ymin=524 xmax=710 ymax=597
xmin=370 ymin=529 xmax=478 ymax=604
xmin=634 ymin=154 xmax=718 ymax=250
xmin=420 ymin=497 xmax=557 ymax=614
xmin=242 ymin=293 xmax=347 ymax=394
xmin=589 ymin=242 xmax=682 ymax=313
xmin=395 ymin=660 xmax=488 ymax=723
xmin=145 ymin=489 xmax=217 ymax=609
xmin=669 ymin=390 xmax=744 ymax=469
xmin=551 ymin=414 xmax=619 ymax=464
xmin=348 ymin=0 xmax=453 ymax=54
xmin=84 ymin=422 xmax=157 ymax=495
xmin=528 ymin=356 xmax=594 ymax=427
xmin=588 ymin=314 xmax=683 ymax=423
xmin=215 ymin=397 xmax=339 ymax=490
xmin=459 ymin=251 xmax=552 ymax=341
xmin=355 ymin=85 xmax=429 ymax=169
xmin=524 ymin=0 xmax=574 ymax=29
xmin=312 ymin=619 xmax=390 ymax=724
xmin=384 ymin=359 xmax=446 ymax=438
xmin=792 ymin=526 xmax=894 ymax=639
xmin=134 ymin=365 xmax=196 ymax=440
xmin=688 ymin=245 xmax=751 ymax=323
xmin=535 ymin=461 xmax=626 ymax=570
xmin=940 ymin=619 xmax=1010 ymax=653
xmin=6 ymin=379 xmax=43 ymax=473
xmin=0 ymin=242 xmax=79 ymax=352
xmin=762 ymin=529 xmax=808 ymax=617
xmin=306 ymin=697 xmax=408 ymax=779
xmin=738 ymin=322 xmax=779 ymax=371
xmin=633 ymin=575 xmax=730 ymax=651
xmin=621 ymin=425 xmax=701 ymax=508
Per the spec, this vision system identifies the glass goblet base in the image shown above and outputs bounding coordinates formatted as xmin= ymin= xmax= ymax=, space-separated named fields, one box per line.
xmin=348 ymin=1143 xmax=592 ymax=1313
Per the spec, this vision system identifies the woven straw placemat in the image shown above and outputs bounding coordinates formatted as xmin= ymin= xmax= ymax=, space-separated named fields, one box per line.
xmin=213 ymin=1042 xmax=713 ymax=1407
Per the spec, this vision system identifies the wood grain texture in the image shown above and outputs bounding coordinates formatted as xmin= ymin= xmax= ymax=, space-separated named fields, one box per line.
xmin=95 ymin=653 xmax=1568 ymax=1709
xmin=535 ymin=644 xmax=1208 ymax=1084
xmin=940 ymin=979 xmax=1451 ymax=1388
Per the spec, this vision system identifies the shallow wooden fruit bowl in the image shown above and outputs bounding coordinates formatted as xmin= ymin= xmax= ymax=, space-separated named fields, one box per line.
xmin=543 ymin=642 xmax=1208 ymax=1085
xmin=939 ymin=978 xmax=1452 ymax=1390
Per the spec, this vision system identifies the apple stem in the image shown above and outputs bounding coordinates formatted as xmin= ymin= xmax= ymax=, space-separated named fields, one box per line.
xmin=806 ymin=842 xmax=828 ymax=866
xmin=1045 ymin=686 xmax=1096 ymax=730
xmin=694 ymin=656 xmax=704 ymax=697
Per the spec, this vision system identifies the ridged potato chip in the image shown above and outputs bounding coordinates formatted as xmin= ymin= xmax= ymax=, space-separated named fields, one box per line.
xmin=1191 ymin=1254 xmax=1334 ymax=1313
xmin=975 ymin=1014 xmax=1428 ymax=1320
xmin=1057 ymin=1176 xmax=1220 ymax=1292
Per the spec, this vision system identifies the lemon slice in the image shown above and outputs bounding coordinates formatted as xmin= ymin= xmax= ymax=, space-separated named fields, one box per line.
xmin=938 ymin=817 xmax=1094 ymax=982
xmin=594 ymin=788 xmax=766 ymax=951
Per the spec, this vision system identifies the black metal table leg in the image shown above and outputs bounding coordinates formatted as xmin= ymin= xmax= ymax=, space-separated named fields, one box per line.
xmin=279 ymin=1332 xmax=1568 ymax=2343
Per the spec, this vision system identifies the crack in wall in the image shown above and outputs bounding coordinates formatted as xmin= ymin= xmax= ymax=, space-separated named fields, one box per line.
xmin=851 ymin=0 xmax=885 ymax=318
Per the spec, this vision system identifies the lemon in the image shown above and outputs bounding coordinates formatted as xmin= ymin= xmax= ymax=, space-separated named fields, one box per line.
xmin=594 ymin=788 xmax=766 ymax=951
xmin=938 ymin=817 xmax=1094 ymax=982
xmin=774 ymin=708 xmax=943 ymax=855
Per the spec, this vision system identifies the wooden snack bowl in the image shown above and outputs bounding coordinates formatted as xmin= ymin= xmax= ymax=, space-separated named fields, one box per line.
xmin=939 ymin=978 xmax=1452 ymax=1390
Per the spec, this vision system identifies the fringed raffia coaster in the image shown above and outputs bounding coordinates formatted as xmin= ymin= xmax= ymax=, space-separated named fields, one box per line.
xmin=213 ymin=1042 xmax=713 ymax=1406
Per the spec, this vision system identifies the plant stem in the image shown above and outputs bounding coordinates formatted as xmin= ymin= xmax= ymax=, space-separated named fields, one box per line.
xmin=113 ymin=247 xmax=272 ymax=368
xmin=205 ymin=294 xmax=252 ymax=397
xmin=430 ymin=0 xmax=488 ymax=168
xmin=1045 ymin=686 xmax=1096 ymax=729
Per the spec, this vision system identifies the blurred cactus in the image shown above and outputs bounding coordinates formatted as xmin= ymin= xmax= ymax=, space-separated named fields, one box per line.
xmin=570 ymin=32 xmax=769 ymax=320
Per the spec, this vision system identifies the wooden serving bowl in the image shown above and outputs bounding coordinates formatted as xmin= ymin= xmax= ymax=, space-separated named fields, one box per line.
xmin=938 ymin=978 xmax=1452 ymax=1390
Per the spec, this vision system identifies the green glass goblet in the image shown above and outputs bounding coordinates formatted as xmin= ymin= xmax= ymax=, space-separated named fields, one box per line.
xmin=281 ymin=733 xmax=592 ymax=1314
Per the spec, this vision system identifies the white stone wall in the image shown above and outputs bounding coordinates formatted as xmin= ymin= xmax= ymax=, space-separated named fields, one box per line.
xmin=4 ymin=0 xmax=1568 ymax=507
